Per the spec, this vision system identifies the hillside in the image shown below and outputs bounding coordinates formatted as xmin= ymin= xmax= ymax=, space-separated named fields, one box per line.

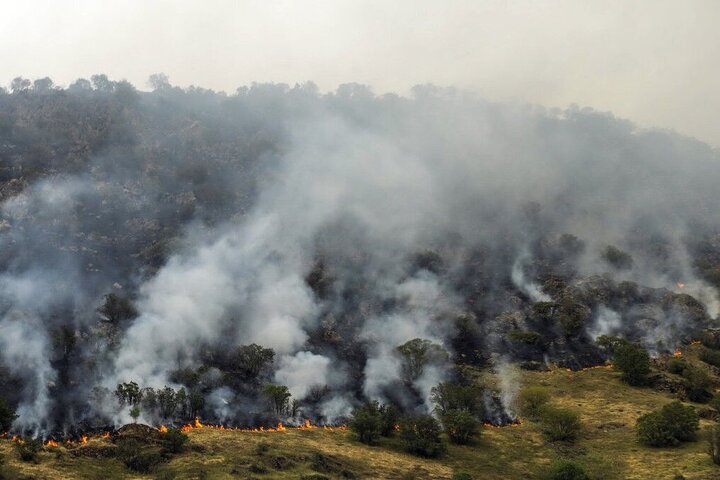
xmin=2 ymin=343 xmax=720 ymax=480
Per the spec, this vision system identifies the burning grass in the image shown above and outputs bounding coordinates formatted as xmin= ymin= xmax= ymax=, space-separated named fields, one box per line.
xmin=1 ymin=358 xmax=719 ymax=479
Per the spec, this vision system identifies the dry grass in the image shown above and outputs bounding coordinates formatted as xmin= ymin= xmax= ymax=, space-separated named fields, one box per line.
xmin=2 ymin=347 xmax=719 ymax=479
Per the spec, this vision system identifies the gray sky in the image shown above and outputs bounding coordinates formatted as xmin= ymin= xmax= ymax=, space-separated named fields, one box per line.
xmin=1 ymin=0 xmax=718 ymax=146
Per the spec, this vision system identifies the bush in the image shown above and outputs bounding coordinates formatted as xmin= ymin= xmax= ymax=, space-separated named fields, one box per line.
xmin=516 ymin=386 xmax=551 ymax=419
xmin=430 ymin=382 xmax=484 ymax=417
xmin=601 ymin=245 xmax=633 ymax=270
xmin=699 ymin=347 xmax=720 ymax=368
xmin=666 ymin=357 xmax=688 ymax=375
xmin=539 ymin=407 xmax=582 ymax=442
xmin=613 ymin=342 xmax=650 ymax=386
xmin=350 ymin=402 xmax=383 ymax=444
xmin=682 ymin=367 xmax=712 ymax=403
xmin=636 ymin=401 xmax=699 ymax=447
xmin=441 ymin=410 xmax=479 ymax=445
xmin=0 ymin=398 xmax=17 ymax=432
xmin=161 ymin=427 xmax=188 ymax=454
xmin=709 ymin=423 xmax=720 ymax=465
xmin=15 ymin=438 xmax=42 ymax=462
xmin=379 ymin=403 xmax=400 ymax=437
xmin=399 ymin=414 xmax=446 ymax=457
xmin=508 ymin=329 xmax=541 ymax=345
xmin=116 ymin=438 xmax=163 ymax=473
xmin=545 ymin=460 xmax=589 ymax=480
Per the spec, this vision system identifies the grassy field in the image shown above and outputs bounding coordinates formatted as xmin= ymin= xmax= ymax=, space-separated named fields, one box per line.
xmin=2 ymin=345 xmax=720 ymax=479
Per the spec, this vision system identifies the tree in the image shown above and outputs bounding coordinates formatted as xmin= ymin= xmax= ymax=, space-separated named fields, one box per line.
xmin=516 ymin=386 xmax=551 ymax=420
xmin=636 ymin=401 xmax=699 ymax=447
xmin=0 ymin=397 xmax=17 ymax=431
xmin=32 ymin=77 xmax=54 ymax=93
xmin=188 ymin=390 xmax=204 ymax=419
xmin=148 ymin=73 xmax=171 ymax=91
xmin=141 ymin=388 xmax=158 ymax=411
xmin=396 ymin=338 xmax=449 ymax=384
xmin=10 ymin=77 xmax=30 ymax=94
xmin=262 ymin=384 xmax=291 ymax=416
xmin=441 ymin=409 xmax=479 ymax=444
xmin=98 ymin=293 xmax=138 ymax=325
xmin=613 ymin=342 xmax=650 ymax=386
xmin=682 ymin=367 xmax=712 ymax=403
xmin=157 ymin=386 xmax=178 ymax=420
xmin=430 ymin=382 xmax=484 ymax=417
xmin=91 ymin=74 xmax=114 ymax=93
xmin=161 ymin=427 xmax=188 ymax=454
xmin=350 ymin=402 xmax=383 ymax=444
xmin=129 ymin=405 xmax=141 ymax=423
xmin=539 ymin=407 xmax=582 ymax=442
xmin=399 ymin=414 xmax=446 ymax=457
xmin=234 ymin=344 xmax=275 ymax=381
xmin=115 ymin=381 xmax=142 ymax=406
xmin=601 ymin=245 xmax=633 ymax=270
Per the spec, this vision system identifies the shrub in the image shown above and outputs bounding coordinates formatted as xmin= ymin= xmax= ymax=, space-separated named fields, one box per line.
xmin=545 ymin=460 xmax=589 ymax=480
xmin=516 ymin=386 xmax=550 ymax=419
xmin=399 ymin=414 xmax=446 ymax=457
xmin=350 ymin=402 xmax=383 ymax=444
xmin=441 ymin=410 xmax=479 ymax=445
xmin=613 ymin=342 xmax=650 ymax=386
xmin=117 ymin=438 xmax=163 ymax=473
xmin=539 ymin=407 xmax=582 ymax=442
xmin=709 ymin=423 xmax=720 ymax=465
xmin=699 ymin=347 xmax=720 ymax=368
xmin=161 ymin=427 xmax=188 ymax=454
xmin=666 ymin=357 xmax=688 ymax=375
xmin=0 ymin=399 xmax=16 ymax=432
xmin=397 ymin=339 xmax=449 ymax=384
xmin=710 ymin=395 xmax=720 ymax=412
xmin=379 ymin=403 xmax=400 ymax=437
xmin=636 ymin=401 xmax=699 ymax=447
xmin=682 ymin=367 xmax=712 ymax=403
xmin=15 ymin=438 xmax=42 ymax=462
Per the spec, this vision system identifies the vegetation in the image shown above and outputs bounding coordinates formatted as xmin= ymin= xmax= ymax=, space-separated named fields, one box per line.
xmin=0 ymin=399 xmax=16 ymax=432
xmin=539 ymin=407 xmax=582 ymax=442
xmin=516 ymin=386 xmax=551 ymax=419
xmin=601 ymin=245 xmax=634 ymax=270
xmin=545 ymin=460 xmax=589 ymax=480
xmin=14 ymin=438 xmax=42 ymax=462
xmin=262 ymin=384 xmax=292 ymax=416
xmin=636 ymin=401 xmax=699 ymax=447
xmin=396 ymin=339 xmax=449 ymax=384
xmin=350 ymin=402 xmax=383 ymax=444
xmin=441 ymin=410 xmax=479 ymax=445
xmin=399 ymin=414 xmax=446 ymax=458
xmin=613 ymin=342 xmax=651 ymax=386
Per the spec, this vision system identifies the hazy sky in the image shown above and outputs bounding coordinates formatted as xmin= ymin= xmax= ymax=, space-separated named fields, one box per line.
xmin=1 ymin=0 xmax=718 ymax=146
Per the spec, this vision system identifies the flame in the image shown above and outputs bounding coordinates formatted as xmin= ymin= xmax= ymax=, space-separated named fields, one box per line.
xmin=691 ymin=340 xmax=701 ymax=345
xmin=80 ymin=435 xmax=88 ymax=445
xmin=45 ymin=439 xmax=59 ymax=448
xmin=676 ymin=282 xmax=686 ymax=289
xmin=102 ymin=431 xmax=111 ymax=439
xmin=158 ymin=425 xmax=168 ymax=433
xmin=673 ymin=350 xmax=683 ymax=358
xmin=193 ymin=417 xmax=203 ymax=428
xmin=483 ymin=418 xmax=523 ymax=429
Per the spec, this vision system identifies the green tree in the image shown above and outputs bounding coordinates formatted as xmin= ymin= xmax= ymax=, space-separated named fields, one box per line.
xmin=129 ymin=406 xmax=141 ymax=423
xmin=430 ymin=382 xmax=484 ymax=417
xmin=396 ymin=339 xmax=449 ymax=384
xmin=399 ymin=414 xmax=446 ymax=457
xmin=441 ymin=410 xmax=479 ymax=444
xmin=350 ymin=402 xmax=383 ymax=444
xmin=636 ymin=401 xmax=699 ymax=447
xmin=262 ymin=384 xmax=291 ymax=416
xmin=115 ymin=382 xmax=142 ymax=406
xmin=613 ymin=342 xmax=650 ymax=386
xmin=234 ymin=344 xmax=275 ymax=380
xmin=157 ymin=386 xmax=178 ymax=420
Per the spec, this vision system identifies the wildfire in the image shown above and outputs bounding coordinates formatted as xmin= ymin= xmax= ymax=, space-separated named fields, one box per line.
xmin=483 ymin=418 xmax=523 ymax=429
xmin=676 ymin=282 xmax=686 ymax=289
xmin=158 ymin=425 xmax=168 ymax=433
xmin=177 ymin=418 xmax=345 ymax=434
xmin=673 ymin=350 xmax=683 ymax=358
xmin=45 ymin=439 xmax=59 ymax=448
xmin=691 ymin=340 xmax=702 ymax=346
xmin=101 ymin=431 xmax=111 ymax=439
xmin=80 ymin=435 xmax=88 ymax=445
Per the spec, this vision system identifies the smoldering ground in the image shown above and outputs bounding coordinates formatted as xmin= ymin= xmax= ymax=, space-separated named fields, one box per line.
xmin=0 ymin=79 xmax=718 ymax=434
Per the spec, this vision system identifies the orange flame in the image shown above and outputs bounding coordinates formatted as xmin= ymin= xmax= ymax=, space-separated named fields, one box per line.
xmin=45 ymin=439 xmax=59 ymax=448
xmin=676 ymin=282 xmax=686 ymax=289
xmin=158 ymin=425 xmax=168 ymax=433
xmin=673 ymin=350 xmax=683 ymax=358
xmin=80 ymin=435 xmax=88 ymax=445
xmin=102 ymin=431 xmax=111 ymax=439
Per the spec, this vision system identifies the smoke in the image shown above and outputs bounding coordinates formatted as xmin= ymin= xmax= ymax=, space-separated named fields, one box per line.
xmin=1 ymin=80 xmax=720 ymax=433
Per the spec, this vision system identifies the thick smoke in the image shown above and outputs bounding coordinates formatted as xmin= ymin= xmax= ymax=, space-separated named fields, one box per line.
xmin=0 ymin=80 xmax=719 ymax=434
